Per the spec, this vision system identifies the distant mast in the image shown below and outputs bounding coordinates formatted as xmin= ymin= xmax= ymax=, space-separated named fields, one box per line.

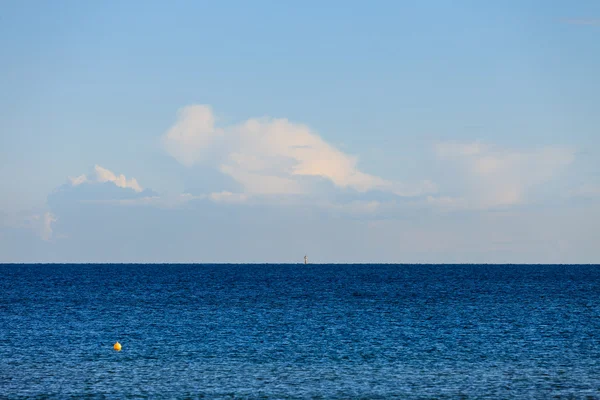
xmin=304 ymin=255 xmax=308 ymax=265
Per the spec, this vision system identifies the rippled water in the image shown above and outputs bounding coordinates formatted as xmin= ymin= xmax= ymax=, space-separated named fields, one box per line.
xmin=1 ymin=264 xmax=600 ymax=398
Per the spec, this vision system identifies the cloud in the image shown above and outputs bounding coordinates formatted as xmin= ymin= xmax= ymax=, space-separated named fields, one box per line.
xmin=24 ymin=212 xmax=57 ymax=241
xmin=209 ymin=191 xmax=248 ymax=204
xmin=162 ymin=105 xmax=223 ymax=167
xmin=69 ymin=174 xmax=87 ymax=186
xmin=563 ymin=18 xmax=600 ymax=26
xmin=227 ymin=118 xmax=390 ymax=194
xmin=0 ymin=210 xmax=58 ymax=242
xmin=93 ymin=191 xmax=249 ymax=207
xmin=68 ymin=165 xmax=143 ymax=192
xmin=162 ymin=104 xmax=435 ymax=198
xmin=52 ymin=166 xmax=248 ymax=211
xmin=40 ymin=212 xmax=57 ymax=241
xmin=49 ymin=166 xmax=157 ymax=212
xmin=93 ymin=165 xmax=143 ymax=192
xmin=432 ymin=141 xmax=575 ymax=209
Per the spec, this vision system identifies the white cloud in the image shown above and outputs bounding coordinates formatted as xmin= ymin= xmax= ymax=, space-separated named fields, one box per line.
xmin=162 ymin=105 xmax=434 ymax=198
xmin=69 ymin=174 xmax=87 ymax=186
xmin=162 ymin=105 xmax=223 ymax=167
xmin=93 ymin=165 xmax=143 ymax=192
xmin=25 ymin=212 xmax=57 ymax=241
xmin=230 ymin=117 xmax=390 ymax=193
xmin=433 ymin=141 xmax=575 ymax=209
xmin=68 ymin=165 xmax=143 ymax=192
xmin=42 ymin=212 xmax=57 ymax=241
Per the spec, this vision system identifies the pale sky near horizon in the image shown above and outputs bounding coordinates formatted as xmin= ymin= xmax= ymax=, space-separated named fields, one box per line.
xmin=1 ymin=1 xmax=599 ymax=263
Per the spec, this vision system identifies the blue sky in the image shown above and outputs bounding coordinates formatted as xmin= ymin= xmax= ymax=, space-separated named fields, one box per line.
xmin=1 ymin=1 xmax=599 ymax=263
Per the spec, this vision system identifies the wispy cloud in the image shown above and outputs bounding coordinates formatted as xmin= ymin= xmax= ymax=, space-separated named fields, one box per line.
xmin=103 ymin=191 xmax=249 ymax=207
xmin=431 ymin=141 xmax=575 ymax=209
xmin=162 ymin=105 xmax=435 ymax=199
xmin=0 ymin=210 xmax=58 ymax=241
xmin=40 ymin=212 xmax=57 ymax=241
xmin=25 ymin=212 xmax=57 ymax=241
xmin=562 ymin=18 xmax=600 ymax=26
xmin=209 ymin=191 xmax=249 ymax=204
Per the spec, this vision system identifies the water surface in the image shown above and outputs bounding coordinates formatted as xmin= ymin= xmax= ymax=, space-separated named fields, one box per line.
xmin=1 ymin=264 xmax=599 ymax=398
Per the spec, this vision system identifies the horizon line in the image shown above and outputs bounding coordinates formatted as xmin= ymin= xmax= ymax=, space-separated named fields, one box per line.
xmin=1 ymin=262 xmax=598 ymax=266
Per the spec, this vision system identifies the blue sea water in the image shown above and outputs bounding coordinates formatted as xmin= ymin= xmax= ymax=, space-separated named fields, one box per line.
xmin=1 ymin=264 xmax=600 ymax=399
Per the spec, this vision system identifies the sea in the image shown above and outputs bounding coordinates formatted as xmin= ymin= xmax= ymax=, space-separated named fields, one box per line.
xmin=1 ymin=264 xmax=599 ymax=399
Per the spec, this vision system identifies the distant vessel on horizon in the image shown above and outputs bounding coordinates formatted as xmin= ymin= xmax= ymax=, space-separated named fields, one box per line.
xmin=304 ymin=255 xmax=308 ymax=265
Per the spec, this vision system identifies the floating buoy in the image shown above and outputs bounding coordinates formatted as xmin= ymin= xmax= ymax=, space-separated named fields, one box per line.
xmin=114 ymin=342 xmax=122 ymax=351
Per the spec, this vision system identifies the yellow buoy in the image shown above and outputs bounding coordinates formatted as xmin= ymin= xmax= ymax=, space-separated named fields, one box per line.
xmin=113 ymin=342 xmax=122 ymax=351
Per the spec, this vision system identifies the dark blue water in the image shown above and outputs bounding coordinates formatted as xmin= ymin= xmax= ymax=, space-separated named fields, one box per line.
xmin=1 ymin=264 xmax=600 ymax=399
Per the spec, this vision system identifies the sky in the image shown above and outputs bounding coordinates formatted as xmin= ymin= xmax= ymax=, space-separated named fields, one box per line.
xmin=1 ymin=0 xmax=599 ymax=263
